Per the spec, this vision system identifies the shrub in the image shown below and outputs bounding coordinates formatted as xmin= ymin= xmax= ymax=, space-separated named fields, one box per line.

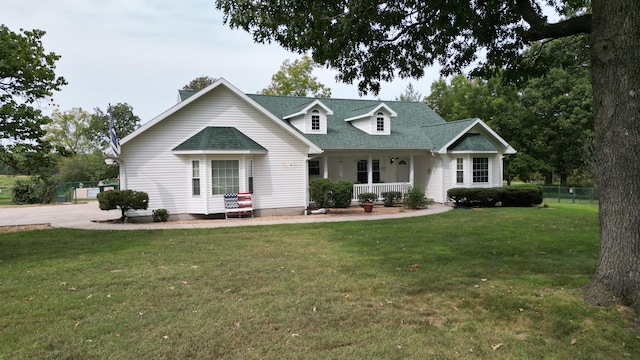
xmin=447 ymin=187 xmax=543 ymax=207
xmin=98 ymin=189 xmax=149 ymax=220
xmin=11 ymin=178 xmax=59 ymax=204
xmin=500 ymin=187 xmax=543 ymax=207
xmin=357 ymin=192 xmax=377 ymax=206
xmin=331 ymin=180 xmax=354 ymax=208
xmin=152 ymin=208 xmax=170 ymax=222
xmin=381 ymin=191 xmax=403 ymax=207
xmin=309 ymin=178 xmax=334 ymax=208
xmin=403 ymin=186 xmax=427 ymax=209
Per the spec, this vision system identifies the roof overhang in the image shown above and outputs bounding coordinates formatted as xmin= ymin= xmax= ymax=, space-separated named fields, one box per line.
xmin=438 ymin=118 xmax=516 ymax=155
xmin=283 ymin=99 xmax=334 ymax=119
xmin=344 ymin=103 xmax=398 ymax=122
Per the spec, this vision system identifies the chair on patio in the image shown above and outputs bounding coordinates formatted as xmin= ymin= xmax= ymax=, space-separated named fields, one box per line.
xmin=224 ymin=192 xmax=253 ymax=219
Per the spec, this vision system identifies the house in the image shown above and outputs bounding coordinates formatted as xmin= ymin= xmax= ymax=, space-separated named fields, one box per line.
xmin=111 ymin=78 xmax=515 ymax=219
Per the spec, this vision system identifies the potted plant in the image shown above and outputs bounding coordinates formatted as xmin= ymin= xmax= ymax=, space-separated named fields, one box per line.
xmin=358 ymin=192 xmax=377 ymax=213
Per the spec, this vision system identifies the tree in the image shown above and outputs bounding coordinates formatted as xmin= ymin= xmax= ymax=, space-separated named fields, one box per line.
xmin=395 ymin=83 xmax=423 ymax=102
xmin=183 ymin=76 xmax=216 ymax=91
xmin=216 ymin=1 xmax=640 ymax=314
xmin=43 ymin=108 xmax=92 ymax=154
xmin=259 ymin=55 xmax=331 ymax=97
xmin=0 ymin=25 xmax=67 ymax=176
xmin=88 ymin=103 xmax=141 ymax=152
xmin=97 ymin=189 xmax=149 ymax=221
xmin=56 ymin=150 xmax=119 ymax=182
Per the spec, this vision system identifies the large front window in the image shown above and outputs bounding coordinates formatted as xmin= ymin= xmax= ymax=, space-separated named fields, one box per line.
xmin=212 ymin=160 xmax=239 ymax=194
xmin=472 ymin=157 xmax=489 ymax=183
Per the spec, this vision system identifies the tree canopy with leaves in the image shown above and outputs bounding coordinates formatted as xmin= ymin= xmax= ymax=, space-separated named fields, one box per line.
xmin=0 ymin=25 xmax=67 ymax=176
xmin=217 ymin=0 xmax=640 ymax=314
xmin=259 ymin=55 xmax=331 ymax=97
xmin=182 ymin=76 xmax=216 ymax=91
xmin=88 ymin=103 xmax=141 ymax=152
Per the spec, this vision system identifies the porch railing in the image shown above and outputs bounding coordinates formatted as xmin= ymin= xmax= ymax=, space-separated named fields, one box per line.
xmin=352 ymin=182 xmax=411 ymax=201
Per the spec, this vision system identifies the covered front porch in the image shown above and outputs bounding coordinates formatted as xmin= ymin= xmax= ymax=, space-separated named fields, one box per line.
xmin=308 ymin=151 xmax=434 ymax=201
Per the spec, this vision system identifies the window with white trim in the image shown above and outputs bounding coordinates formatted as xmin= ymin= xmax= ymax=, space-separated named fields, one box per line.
xmin=357 ymin=160 xmax=380 ymax=183
xmin=311 ymin=110 xmax=320 ymax=131
xmin=211 ymin=160 xmax=239 ymax=195
xmin=456 ymin=158 xmax=464 ymax=184
xmin=376 ymin=112 xmax=384 ymax=132
xmin=192 ymin=160 xmax=200 ymax=196
xmin=472 ymin=157 xmax=489 ymax=183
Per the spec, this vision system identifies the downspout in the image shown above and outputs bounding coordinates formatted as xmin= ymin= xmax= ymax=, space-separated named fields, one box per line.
xmin=440 ymin=155 xmax=445 ymax=204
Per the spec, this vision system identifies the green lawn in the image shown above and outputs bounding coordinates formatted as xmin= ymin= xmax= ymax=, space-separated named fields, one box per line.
xmin=1 ymin=204 xmax=637 ymax=359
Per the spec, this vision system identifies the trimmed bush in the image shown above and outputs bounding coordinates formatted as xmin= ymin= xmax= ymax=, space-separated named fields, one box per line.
xmin=403 ymin=186 xmax=427 ymax=209
xmin=309 ymin=178 xmax=334 ymax=208
xmin=152 ymin=208 xmax=170 ymax=222
xmin=381 ymin=191 xmax=403 ymax=207
xmin=331 ymin=180 xmax=354 ymax=208
xmin=447 ymin=187 xmax=543 ymax=207
xmin=98 ymin=189 xmax=149 ymax=220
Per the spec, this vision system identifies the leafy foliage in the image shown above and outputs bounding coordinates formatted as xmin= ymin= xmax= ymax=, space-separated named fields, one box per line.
xmin=403 ymin=186 xmax=427 ymax=209
xmin=152 ymin=208 xmax=170 ymax=222
xmin=448 ymin=187 xmax=543 ymax=207
xmin=97 ymin=189 xmax=149 ymax=221
xmin=56 ymin=150 xmax=119 ymax=182
xmin=331 ymin=179 xmax=354 ymax=208
xmin=259 ymin=55 xmax=331 ymax=97
xmin=88 ymin=103 xmax=141 ymax=152
xmin=381 ymin=191 xmax=403 ymax=207
xmin=309 ymin=178 xmax=354 ymax=208
xmin=43 ymin=108 xmax=92 ymax=154
xmin=0 ymin=25 xmax=67 ymax=176
xmin=11 ymin=177 xmax=59 ymax=204
xmin=357 ymin=192 xmax=377 ymax=206
xmin=395 ymin=83 xmax=424 ymax=102
xmin=182 ymin=76 xmax=216 ymax=91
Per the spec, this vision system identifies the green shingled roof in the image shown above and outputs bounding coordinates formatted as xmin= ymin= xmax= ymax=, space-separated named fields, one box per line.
xmin=448 ymin=133 xmax=497 ymax=152
xmin=247 ymin=94 xmax=448 ymax=150
xmin=177 ymin=91 xmax=501 ymax=152
xmin=173 ymin=127 xmax=267 ymax=152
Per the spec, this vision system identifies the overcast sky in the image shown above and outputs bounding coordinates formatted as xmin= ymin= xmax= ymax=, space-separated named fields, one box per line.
xmin=2 ymin=0 xmax=442 ymax=123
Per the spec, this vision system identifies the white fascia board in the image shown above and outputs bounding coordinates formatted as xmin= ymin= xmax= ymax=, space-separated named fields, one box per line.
xmin=283 ymin=99 xmax=334 ymax=119
xmin=344 ymin=103 xmax=398 ymax=122
xmin=437 ymin=118 xmax=516 ymax=154
xmin=120 ymin=78 xmax=323 ymax=155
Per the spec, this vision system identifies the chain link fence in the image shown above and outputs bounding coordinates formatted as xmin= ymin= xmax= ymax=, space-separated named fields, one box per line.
xmin=541 ymin=186 xmax=598 ymax=205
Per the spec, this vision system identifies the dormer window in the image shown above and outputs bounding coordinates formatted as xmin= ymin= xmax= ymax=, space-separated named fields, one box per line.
xmin=376 ymin=112 xmax=385 ymax=132
xmin=311 ymin=110 xmax=321 ymax=131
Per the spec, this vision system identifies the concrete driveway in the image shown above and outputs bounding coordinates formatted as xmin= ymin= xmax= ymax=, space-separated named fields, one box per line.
xmin=0 ymin=201 xmax=452 ymax=231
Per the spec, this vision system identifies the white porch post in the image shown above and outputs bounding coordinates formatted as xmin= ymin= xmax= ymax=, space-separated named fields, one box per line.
xmin=323 ymin=155 xmax=329 ymax=178
xmin=367 ymin=154 xmax=373 ymax=192
xmin=409 ymin=154 xmax=415 ymax=186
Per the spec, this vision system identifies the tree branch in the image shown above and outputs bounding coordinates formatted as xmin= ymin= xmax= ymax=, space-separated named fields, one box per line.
xmin=516 ymin=0 xmax=591 ymax=42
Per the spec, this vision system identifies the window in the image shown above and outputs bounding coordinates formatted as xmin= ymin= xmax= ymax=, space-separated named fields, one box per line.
xmin=212 ymin=160 xmax=239 ymax=194
xmin=247 ymin=159 xmax=254 ymax=193
xmin=308 ymin=160 xmax=320 ymax=176
xmin=456 ymin=158 xmax=464 ymax=184
xmin=357 ymin=159 xmax=380 ymax=183
xmin=192 ymin=160 xmax=200 ymax=196
xmin=311 ymin=110 xmax=320 ymax=131
xmin=472 ymin=157 xmax=489 ymax=183
xmin=376 ymin=112 xmax=384 ymax=132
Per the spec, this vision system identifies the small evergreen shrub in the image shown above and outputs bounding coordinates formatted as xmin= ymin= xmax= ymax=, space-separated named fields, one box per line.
xmin=357 ymin=192 xmax=377 ymax=206
xmin=331 ymin=180 xmax=354 ymax=208
xmin=381 ymin=191 xmax=403 ymax=207
xmin=500 ymin=187 xmax=543 ymax=207
xmin=403 ymin=186 xmax=427 ymax=209
xmin=152 ymin=208 xmax=170 ymax=222
xmin=309 ymin=178 xmax=334 ymax=208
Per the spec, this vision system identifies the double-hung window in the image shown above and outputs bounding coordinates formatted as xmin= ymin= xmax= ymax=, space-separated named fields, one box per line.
xmin=456 ymin=158 xmax=464 ymax=184
xmin=311 ymin=110 xmax=320 ymax=131
xmin=211 ymin=160 xmax=239 ymax=195
xmin=192 ymin=160 xmax=201 ymax=196
xmin=472 ymin=157 xmax=489 ymax=183
xmin=376 ymin=112 xmax=385 ymax=132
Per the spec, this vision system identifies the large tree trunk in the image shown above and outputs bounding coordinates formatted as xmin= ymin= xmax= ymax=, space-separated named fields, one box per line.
xmin=583 ymin=0 xmax=640 ymax=314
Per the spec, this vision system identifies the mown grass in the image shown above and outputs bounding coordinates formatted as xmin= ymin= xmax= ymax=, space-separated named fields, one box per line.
xmin=1 ymin=204 xmax=638 ymax=359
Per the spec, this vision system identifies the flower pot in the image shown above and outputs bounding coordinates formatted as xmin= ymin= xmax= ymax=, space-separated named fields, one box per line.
xmin=363 ymin=203 xmax=374 ymax=213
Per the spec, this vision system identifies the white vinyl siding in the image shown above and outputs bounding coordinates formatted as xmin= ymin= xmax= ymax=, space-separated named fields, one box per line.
xmin=120 ymin=86 xmax=310 ymax=216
